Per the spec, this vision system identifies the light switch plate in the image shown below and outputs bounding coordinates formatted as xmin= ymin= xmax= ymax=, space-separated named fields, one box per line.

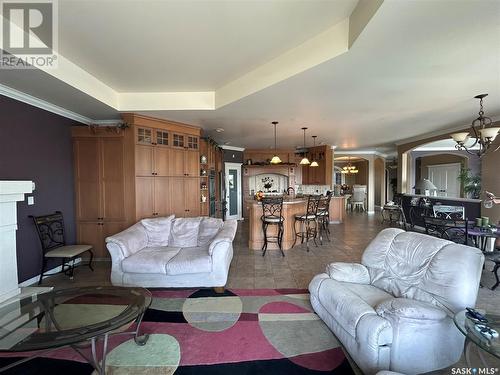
xmin=27 ymin=196 xmax=34 ymax=205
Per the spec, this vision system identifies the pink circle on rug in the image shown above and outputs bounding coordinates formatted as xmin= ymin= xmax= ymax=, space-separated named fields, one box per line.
xmin=289 ymin=347 xmax=346 ymax=371
xmin=259 ymin=301 xmax=310 ymax=314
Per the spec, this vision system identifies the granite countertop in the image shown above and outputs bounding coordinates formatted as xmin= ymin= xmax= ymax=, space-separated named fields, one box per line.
xmin=248 ymin=197 xmax=307 ymax=205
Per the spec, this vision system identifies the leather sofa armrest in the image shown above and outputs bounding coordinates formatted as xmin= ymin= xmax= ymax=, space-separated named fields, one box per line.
xmin=326 ymin=262 xmax=370 ymax=284
xmin=375 ymin=298 xmax=447 ymax=321
xmin=209 ymin=220 xmax=238 ymax=256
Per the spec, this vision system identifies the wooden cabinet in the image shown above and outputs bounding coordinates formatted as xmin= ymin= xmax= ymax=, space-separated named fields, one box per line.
xmin=301 ymin=145 xmax=333 ymax=186
xmin=123 ymin=113 xmax=204 ymax=220
xmin=73 ymin=128 xmax=135 ymax=259
xmin=74 ymin=138 xmax=100 ymax=222
xmin=170 ymin=177 xmax=200 ymax=217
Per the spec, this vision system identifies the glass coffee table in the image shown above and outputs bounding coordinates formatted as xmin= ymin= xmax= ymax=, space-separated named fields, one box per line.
xmin=0 ymin=286 xmax=151 ymax=374
xmin=454 ymin=310 xmax=500 ymax=366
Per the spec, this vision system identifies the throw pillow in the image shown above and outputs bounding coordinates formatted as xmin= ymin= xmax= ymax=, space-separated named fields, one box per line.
xmin=198 ymin=217 xmax=223 ymax=246
xmin=141 ymin=215 xmax=175 ymax=247
xmin=169 ymin=217 xmax=202 ymax=248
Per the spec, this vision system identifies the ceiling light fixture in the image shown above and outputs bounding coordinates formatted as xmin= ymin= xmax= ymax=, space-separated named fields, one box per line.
xmin=299 ymin=127 xmax=310 ymax=165
xmin=340 ymin=158 xmax=358 ymax=174
xmin=310 ymin=136 xmax=319 ymax=167
xmin=451 ymin=94 xmax=499 ymax=157
xmin=270 ymin=121 xmax=282 ymax=164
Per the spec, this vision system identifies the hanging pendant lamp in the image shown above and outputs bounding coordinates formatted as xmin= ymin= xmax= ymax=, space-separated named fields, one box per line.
xmin=310 ymin=135 xmax=319 ymax=167
xmin=299 ymin=127 xmax=310 ymax=165
xmin=270 ymin=121 xmax=282 ymax=164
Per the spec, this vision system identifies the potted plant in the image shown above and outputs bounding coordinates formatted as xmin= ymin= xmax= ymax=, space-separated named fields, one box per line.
xmin=457 ymin=168 xmax=481 ymax=199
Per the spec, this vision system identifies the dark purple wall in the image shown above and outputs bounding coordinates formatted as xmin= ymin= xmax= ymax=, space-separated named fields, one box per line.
xmin=0 ymin=95 xmax=78 ymax=282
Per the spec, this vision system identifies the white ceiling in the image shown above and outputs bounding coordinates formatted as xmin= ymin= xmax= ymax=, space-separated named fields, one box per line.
xmin=58 ymin=0 xmax=357 ymax=92
xmin=1 ymin=0 xmax=499 ymax=152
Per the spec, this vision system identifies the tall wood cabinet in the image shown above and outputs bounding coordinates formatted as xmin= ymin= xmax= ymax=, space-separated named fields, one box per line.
xmin=72 ymin=128 xmax=135 ymax=259
xmin=72 ymin=114 xmax=205 ymax=258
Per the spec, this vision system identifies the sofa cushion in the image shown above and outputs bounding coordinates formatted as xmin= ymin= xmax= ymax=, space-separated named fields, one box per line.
xmin=105 ymin=222 xmax=148 ymax=258
xmin=342 ymin=283 xmax=393 ymax=308
xmin=169 ymin=217 xmax=202 ymax=247
xmin=166 ymin=246 xmax=212 ymax=275
xmin=122 ymin=246 xmax=181 ymax=274
xmin=141 ymin=215 xmax=175 ymax=247
xmin=198 ymin=217 xmax=223 ymax=246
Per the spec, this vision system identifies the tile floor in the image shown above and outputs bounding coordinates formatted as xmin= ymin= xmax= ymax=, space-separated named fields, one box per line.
xmin=38 ymin=211 xmax=500 ymax=371
xmin=41 ymin=211 xmax=500 ymax=315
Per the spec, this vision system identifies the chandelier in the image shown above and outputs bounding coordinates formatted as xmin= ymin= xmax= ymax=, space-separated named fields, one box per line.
xmin=340 ymin=158 xmax=358 ymax=174
xmin=451 ymin=94 xmax=499 ymax=157
xmin=270 ymin=121 xmax=282 ymax=164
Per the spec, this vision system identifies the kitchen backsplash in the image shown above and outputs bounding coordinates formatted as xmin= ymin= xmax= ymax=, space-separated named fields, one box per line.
xmin=297 ymin=185 xmax=331 ymax=195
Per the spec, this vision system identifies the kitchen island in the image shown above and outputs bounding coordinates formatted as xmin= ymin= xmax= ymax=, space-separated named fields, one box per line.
xmin=248 ymin=195 xmax=346 ymax=251
xmin=249 ymin=198 xmax=307 ymax=251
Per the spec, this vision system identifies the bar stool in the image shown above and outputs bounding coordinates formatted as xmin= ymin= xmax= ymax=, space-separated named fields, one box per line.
xmin=317 ymin=192 xmax=332 ymax=245
xmin=261 ymin=196 xmax=285 ymax=257
xmin=292 ymin=195 xmax=321 ymax=252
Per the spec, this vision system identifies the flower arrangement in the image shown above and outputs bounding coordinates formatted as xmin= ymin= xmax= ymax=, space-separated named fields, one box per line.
xmin=255 ymin=191 xmax=264 ymax=201
xmin=262 ymin=177 xmax=274 ymax=191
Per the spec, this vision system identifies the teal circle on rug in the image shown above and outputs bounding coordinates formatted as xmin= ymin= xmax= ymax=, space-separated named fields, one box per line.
xmin=182 ymin=295 xmax=243 ymax=332
xmin=105 ymin=334 xmax=180 ymax=374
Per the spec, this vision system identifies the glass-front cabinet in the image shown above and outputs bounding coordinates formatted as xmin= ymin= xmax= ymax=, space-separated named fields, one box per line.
xmin=172 ymin=133 xmax=185 ymax=148
xmin=156 ymin=130 xmax=169 ymax=146
xmin=136 ymin=127 xmax=153 ymax=145
xmin=187 ymin=135 xmax=199 ymax=150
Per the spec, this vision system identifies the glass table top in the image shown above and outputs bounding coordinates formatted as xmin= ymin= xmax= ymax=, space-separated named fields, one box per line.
xmin=0 ymin=286 xmax=151 ymax=352
xmin=454 ymin=310 xmax=500 ymax=359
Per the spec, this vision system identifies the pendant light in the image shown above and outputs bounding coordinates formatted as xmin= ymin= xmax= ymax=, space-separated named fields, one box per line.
xmin=270 ymin=121 xmax=282 ymax=164
xmin=299 ymin=127 xmax=310 ymax=165
xmin=310 ymin=135 xmax=319 ymax=167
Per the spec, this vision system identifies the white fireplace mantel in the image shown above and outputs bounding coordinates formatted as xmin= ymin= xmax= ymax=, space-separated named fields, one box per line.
xmin=0 ymin=180 xmax=34 ymax=303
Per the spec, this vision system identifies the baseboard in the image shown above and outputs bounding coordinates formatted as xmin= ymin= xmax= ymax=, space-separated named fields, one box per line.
xmin=19 ymin=258 xmax=82 ymax=287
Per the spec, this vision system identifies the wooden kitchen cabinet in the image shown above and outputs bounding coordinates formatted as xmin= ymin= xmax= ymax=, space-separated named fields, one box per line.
xmin=301 ymin=145 xmax=333 ymax=186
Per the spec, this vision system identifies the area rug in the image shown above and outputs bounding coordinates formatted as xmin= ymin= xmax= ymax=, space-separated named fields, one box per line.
xmin=0 ymin=288 xmax=354 ymax=374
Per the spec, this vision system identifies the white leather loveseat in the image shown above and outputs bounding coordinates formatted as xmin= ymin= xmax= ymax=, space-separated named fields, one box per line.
xmin=309 ymin=228 xmax=484 ymax=375
xmin=106 ymin=216 xmax=237 ymax=289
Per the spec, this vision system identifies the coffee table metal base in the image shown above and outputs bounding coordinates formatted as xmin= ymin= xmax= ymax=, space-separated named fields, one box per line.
xmin=0 ymin=311 xmax=149 ymax=375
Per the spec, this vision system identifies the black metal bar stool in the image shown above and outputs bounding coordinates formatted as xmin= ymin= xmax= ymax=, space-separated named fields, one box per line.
xmin=261 ymin=196 xmax=285 ymax=257
xmin=317 ymin=192 xmax=332 ymax=245
xmin=292 ymin=195 xmax=321 ymax=252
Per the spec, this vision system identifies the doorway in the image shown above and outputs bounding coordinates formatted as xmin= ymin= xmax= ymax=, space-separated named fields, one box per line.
xmin=427 ymin=163 xmax=461 ymax=197
xmin=225 ymin=162 xmax=242 ymax=220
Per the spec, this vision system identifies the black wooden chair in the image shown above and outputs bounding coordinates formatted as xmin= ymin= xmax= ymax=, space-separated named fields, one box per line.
xmin=423 ymin=216 xmax=469 ymax=245
xmin=292 ymin=195 xmax=321 ymax=252
xmin=261 ymin=197 xmax=285 ymax=257
xmin=316 ymin=192 xmax=333 ymax=244
xmin=31 ymin=211 xmax=94 ymax=284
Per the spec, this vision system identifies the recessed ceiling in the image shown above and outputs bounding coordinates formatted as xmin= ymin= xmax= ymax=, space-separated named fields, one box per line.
xmin=0 ymin=0 xmax=499 ymax=152
xmin=58 ymin=0 xmax=357 ymax=92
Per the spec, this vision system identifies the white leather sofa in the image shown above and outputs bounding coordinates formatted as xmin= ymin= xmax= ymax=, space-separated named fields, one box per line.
xmin=106 ymin=216 xmax=237 ymax=288
xmin=309 ymin=228 xmax=484 ymax=375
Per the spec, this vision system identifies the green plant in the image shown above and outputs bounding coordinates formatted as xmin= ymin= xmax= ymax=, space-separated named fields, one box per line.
xmin=457 ymin=168 xmax=481 ymax=199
